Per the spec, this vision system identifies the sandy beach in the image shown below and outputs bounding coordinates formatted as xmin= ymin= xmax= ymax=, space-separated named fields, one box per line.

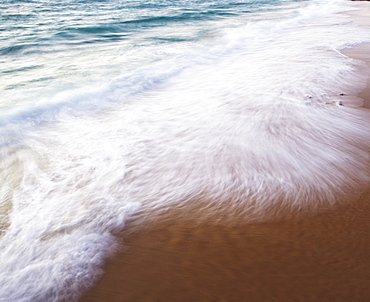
xmin=80 ymin=3 xmax=370 ymax=302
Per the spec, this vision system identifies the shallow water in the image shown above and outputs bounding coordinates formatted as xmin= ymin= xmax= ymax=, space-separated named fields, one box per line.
xmin=1 ymin=0 xmax=370 ymax=301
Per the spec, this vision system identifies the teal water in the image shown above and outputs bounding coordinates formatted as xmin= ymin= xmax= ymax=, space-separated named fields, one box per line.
xmin=1 ymin=0 xmax=306 ymax=111
xmin=1 ymin=0 xmax=370 ymax=301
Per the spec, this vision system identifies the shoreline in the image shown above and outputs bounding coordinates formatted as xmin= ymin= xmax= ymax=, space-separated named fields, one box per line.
xmin=342 ymin=1 xmax=370 ymax=109
xmin=80 ymin=3 xmax=370 ymax=302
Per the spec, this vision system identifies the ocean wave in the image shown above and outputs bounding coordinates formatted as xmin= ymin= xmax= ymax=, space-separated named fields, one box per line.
xmin=0 ymin=1 xmax=370 ymax=301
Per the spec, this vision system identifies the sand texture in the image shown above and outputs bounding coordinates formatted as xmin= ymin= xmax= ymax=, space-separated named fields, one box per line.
xmin=81 ymin=188 xmax=370 ymax=302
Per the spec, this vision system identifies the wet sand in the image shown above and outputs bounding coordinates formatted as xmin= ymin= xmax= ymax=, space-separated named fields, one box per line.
xmin=82 ymin=192 xmax=370 ymax=302
xmin=81 ymin=4 xmax=370 ymax=302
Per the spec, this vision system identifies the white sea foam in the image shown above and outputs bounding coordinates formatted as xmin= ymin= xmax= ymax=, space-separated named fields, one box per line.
xmin=0 ymin=1 xmax=370 ymax=301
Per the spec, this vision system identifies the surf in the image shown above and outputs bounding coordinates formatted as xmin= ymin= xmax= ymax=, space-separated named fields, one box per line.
xmin=0 ymin=0 xmax=370 ymax=301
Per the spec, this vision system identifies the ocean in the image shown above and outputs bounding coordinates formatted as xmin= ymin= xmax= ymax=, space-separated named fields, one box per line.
xmin=1 ymin=0 xmax=370 ymax=301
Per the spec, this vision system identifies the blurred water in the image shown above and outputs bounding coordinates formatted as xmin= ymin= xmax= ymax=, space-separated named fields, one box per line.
xmin=0 ymin=0 xmax=370 ymax=301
